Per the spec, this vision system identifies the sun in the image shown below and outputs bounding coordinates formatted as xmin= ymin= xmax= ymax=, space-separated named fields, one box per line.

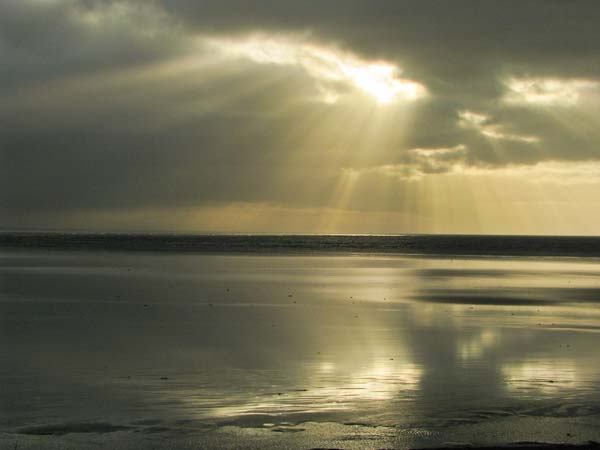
xmin=344 ymin=62 xmax=423 ymax=104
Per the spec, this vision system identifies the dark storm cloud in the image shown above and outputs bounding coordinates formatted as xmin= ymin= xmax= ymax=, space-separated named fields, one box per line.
xmin=0 ymin=0 xmax=187 ymax=90
xmin=162 ymin=0 xmax=600 ymax=80
xmin=2 ymin=0 xmax=600 ymax=229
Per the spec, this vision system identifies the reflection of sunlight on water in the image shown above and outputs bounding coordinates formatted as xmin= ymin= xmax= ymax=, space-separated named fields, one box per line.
xmin=347 ymin=360 xmax=421 ymax=401
xmin=502 ymin=360 xmax=579 ymax=394
xmin=319 ymin=361 xmax=336 ymax=373
xmin=206 ymin=360 xmax=422 ymax=418
xmin=418 ymin=258 xmax=600 ymax=293
xmin=312 ymin=256 xmax=600 ymax=313
xmin=123 ymin=254 xmax=600 ymax=427
xmin=409 ymin=303 xmax=439 ymax=327
xmin=458 ymin=328 xmax=499 ymax=360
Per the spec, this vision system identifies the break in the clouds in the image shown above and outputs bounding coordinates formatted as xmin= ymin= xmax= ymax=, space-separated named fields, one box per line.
xmin=202 ymin=34 xmax=427 ymax=104
xmin=2 ymin=0 xmax=600 ymax=234
xmin=503 ymin=77 xmax=600 ymax=107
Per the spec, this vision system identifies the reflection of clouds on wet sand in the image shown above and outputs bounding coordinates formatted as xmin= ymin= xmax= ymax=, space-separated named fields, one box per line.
xmin=2 ymin=251 xmax=600 ymax=445
xmin=207 ymin=360 xmax=422 ymax=418
xmin=503 ymin=360 xmax=579 ymax=395
xmin=457 ymin=328 xmax=500 ymax=361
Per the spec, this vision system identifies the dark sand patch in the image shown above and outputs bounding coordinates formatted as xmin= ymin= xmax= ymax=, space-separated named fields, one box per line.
xmin=137 ymin=426 xmax=171 ymax=434
xmin=416 ymin=291 xmax=554 ymax=306
xmin=411 ymin=442 xmax=600 ymax=450
xmin=307 ymin=444 xmax=600 ymax=450
xmin=129 ymin=419 xmax=163 ymax=426
xmin=17 ymin=422 xmax=133 ymax=435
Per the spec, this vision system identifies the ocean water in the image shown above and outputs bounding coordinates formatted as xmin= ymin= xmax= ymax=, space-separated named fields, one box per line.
xmin=1 ymin=235 xmax=600 ymax=449
xmin=3 ymin=232 xmax=600 ymax=257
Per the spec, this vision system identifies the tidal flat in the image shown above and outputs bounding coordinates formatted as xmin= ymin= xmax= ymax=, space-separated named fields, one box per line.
xmin=2 ymin=249 xmax=600 ymax=449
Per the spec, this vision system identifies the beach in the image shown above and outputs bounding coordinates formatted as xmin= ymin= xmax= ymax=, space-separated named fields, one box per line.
xmin=2 ymin=248 xmax=600 ymax=449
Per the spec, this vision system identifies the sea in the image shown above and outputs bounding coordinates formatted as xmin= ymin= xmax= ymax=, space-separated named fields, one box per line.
xmin=3 ymin=232 xmax=600 ymax=256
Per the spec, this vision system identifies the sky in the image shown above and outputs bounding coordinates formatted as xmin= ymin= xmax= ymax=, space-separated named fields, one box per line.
xmin=2 ymin=0 xmax=600 ymax=235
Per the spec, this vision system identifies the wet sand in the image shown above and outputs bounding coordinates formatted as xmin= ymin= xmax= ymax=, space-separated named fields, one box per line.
xmin=2 ymin=250 xmax=600 ymax=449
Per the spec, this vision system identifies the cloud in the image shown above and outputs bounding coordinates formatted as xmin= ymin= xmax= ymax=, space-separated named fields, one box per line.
xmin=202 ymin=34 xmax=427 ymax=104
xmin=503 ymin=77 xmax=600 ymax=107
xmin=461 ymin=160 xmax=600 ymax=185
xmin=458 ymin=110 xmax=540 ymax=143
xmin=0 ymin=0 xmax=188 ymax=90
xmin=367 ymin=145 xmax=469 ymax=180
xmin=2 ymin=0 xmax=600 ymax=233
